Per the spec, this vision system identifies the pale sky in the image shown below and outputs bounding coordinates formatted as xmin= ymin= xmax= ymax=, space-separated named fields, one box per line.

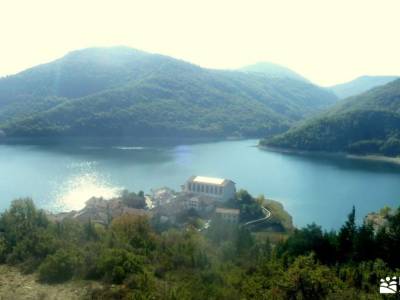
xmin=0 ymin=0 xmax=399 ymax=86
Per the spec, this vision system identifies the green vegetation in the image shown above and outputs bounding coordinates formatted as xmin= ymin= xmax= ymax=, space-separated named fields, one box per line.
xmin=0 ymin=47 xmax=337 ymax=138
xmin=0 ymin=194 xmax=399 ymax=299
xmin=38 ymin=248 xmax=81 ymax=283
xmin=225 ymin=189 xmax=264 ymax=222
xmin=240 ymin=61 xmax=309 ymax=82
xmin=120 ymin=189 xmax=146 ymax=209
xmin=330 ymin=75 xmax=398 ymax=99
xmin=263 ymin=79 xmax=400 ymax=156
xmin=224 ymin=190 xmax=293 ymax=232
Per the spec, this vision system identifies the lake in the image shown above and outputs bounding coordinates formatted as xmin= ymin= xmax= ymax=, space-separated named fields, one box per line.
xmin=1 ymin=138 xmax=400 ymax=229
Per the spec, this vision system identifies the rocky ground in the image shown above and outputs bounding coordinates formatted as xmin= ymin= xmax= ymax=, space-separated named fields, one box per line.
xmin=0 ymin=265 xmax=102 ymax=300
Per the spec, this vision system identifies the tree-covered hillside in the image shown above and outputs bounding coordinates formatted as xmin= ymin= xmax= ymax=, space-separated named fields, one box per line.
xmin=330 ymin=75 xmax=398 ymax=99
xmin=240 ymin=61 xmax=309 ymax=82
xmin=262 ymin=79 xmax=400 ymax=156
xmin=0 ymin=47 xmax=337 ymax=138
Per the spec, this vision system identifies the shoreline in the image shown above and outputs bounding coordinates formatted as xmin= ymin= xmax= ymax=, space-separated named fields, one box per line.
xmin=346 ymin=154 xmax=400 ymax=165
xmin=258 ymin=144 xmax=400 ymax=165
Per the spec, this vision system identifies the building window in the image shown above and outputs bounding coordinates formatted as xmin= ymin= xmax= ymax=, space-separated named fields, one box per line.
xmin=219 ymin=187 xmax=223 ymax=194
xmin=188 ymin=183 xmax=192 ymax=191
xmin=206 ymin=185 xmax=209 ymax=193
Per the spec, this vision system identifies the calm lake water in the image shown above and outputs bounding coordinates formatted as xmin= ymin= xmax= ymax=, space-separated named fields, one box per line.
xmin=1 ymin=138 xmax=400 ymax=229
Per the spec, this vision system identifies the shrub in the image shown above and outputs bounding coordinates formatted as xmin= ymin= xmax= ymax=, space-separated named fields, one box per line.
xmin=6 ymin=228 xmax=57 ymax=268
xmin=97 ymin=248 xmax=144 ymax=284
xmin=0 ymin=236 xmax=8 ymax=263
xmin=111 ymin=214 xmax=156 ymax=254
xmin=38 ymin=248 xmax=81 ymax=283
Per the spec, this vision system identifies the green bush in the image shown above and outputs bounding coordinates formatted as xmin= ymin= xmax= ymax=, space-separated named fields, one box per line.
xmin=97 ymin=248 xmax=144 ymax=283
xmin=38 ymin=248 xmax=81 ymax=283
xmin=0 ymin=236 xmax=7 ymax=263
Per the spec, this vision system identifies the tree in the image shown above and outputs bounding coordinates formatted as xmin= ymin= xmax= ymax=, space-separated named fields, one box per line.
xmin=83 ymin=218 xmax=99 ymax=241
xmin=282 ymin=254 xmax=341 ymax=300
xmin=338 ymin=206 xmax=356 ymax=262
xmin=385 ymin=207 xmax=400 ymax=267
xmin=111 ymin=214 xmax=156 ymax=255
xmin=236 ymin=226 xmax=254 ymax=255
xmin=38 ymin=248 xmax=81 ymax=283
xmin=0 ymin=198 xmax=53 ymax=266
xmin=97 ymin=248 xmax=144 ymax=284
xmin=354 ymin=223 xmax=376 ymax=261
xmin=0 ymin=198 xmax=48 ymax=248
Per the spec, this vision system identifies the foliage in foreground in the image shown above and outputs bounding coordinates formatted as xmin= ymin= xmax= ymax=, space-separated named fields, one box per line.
xmin=0 ymin=196 xmax=399 ymax=299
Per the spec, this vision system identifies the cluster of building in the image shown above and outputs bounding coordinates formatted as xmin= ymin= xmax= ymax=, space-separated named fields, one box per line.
xmin=151 ymin=175 xmax=240 ymax=224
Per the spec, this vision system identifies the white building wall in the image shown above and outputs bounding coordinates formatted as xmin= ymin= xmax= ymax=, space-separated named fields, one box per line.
xmin=183 ymin=177 xmax=236 ymax=202
xmin=221 ymin=182 xmax=236 ymax=201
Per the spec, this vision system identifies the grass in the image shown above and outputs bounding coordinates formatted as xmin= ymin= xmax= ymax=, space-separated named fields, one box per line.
xmin=0 ymin=265 xmax=102 ymax=300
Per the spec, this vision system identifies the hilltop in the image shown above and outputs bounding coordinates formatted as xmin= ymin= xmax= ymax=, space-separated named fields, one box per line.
xmin=0 ymin=47 xmax=337 ymax=138
xmin=240 ymin=61 xmax=309 ymax=82
xmin=330 ymin=75 xmax=398 ymax=98
xmin=262 ymin=79 xmax=400 ymax=156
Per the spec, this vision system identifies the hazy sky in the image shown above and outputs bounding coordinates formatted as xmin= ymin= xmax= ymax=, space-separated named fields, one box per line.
xmin=0 ymin=0 xmax=399 ymax=86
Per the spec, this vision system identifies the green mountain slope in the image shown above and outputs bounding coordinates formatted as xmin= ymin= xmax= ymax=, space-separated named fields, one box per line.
xmin=0 ymin=47 xmax=337 ymax=138
xmin=330 ymin=75 xmax=398 ymax=99
xmin=240 ymin=62 xmax=309 ymax=82
xmin=0 ymin=47 xmax=172 ymax=123
xmin=262 ymin=79 xmax=400 ymax=156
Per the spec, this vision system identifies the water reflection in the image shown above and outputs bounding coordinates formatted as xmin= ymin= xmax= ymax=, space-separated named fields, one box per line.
xmin=0 ymin=138 xmax=399 ymax=229
xmin=259 ymin=147 xmax=400 ymax=175
xmin=51 ymin=162 xmax=121 ymax=211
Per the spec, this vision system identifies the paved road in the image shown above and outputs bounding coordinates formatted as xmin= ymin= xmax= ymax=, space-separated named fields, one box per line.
xmin=200 ymin=205 xmax=272 ymax=231
xmin=244 ymin=206 xmax=271 ymax=226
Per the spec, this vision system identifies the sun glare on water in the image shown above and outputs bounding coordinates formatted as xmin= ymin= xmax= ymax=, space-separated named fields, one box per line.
xmin=52 ymin=163 xmax=121 ymax=211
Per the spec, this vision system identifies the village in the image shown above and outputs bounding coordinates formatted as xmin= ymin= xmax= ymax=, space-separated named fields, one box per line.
xmin=49 ymin=175 xmax=291 ymax=233
xmin=152 ymin=176 xmax=240 ymax=226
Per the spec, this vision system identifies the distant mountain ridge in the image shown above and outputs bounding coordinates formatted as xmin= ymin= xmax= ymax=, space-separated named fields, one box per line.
xmin=0 ymin=47 xmax=337 ymax=138
xmin=240 ymin=62 xmax=309 ymax=83
xmin=330 ymin=75 xmax=398 ymax=99
xmin=262 ymin=79 xmax=400 ymax=156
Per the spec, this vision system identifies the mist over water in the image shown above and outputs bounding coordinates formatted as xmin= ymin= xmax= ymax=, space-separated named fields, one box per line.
xmin=0 ymin=138 xmax=399 ymax=229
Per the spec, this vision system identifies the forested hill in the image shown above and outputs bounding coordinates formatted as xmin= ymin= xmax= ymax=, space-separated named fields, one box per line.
xmin=262 ymin=79 xmax=400 ymax=156
xmin=240 ymin=62 xmax=309 ymax=83
xmin=330 ymin=75 xmax=398 ymax=99
xmin=0 ymin=47 xmax=337 ymax=138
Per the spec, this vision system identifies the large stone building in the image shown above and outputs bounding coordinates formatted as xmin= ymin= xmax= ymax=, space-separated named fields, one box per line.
xmin=183 ymin=176 xmax=236 ymax=202
xmin=215 ymin=207 xmax=240 ymax=224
